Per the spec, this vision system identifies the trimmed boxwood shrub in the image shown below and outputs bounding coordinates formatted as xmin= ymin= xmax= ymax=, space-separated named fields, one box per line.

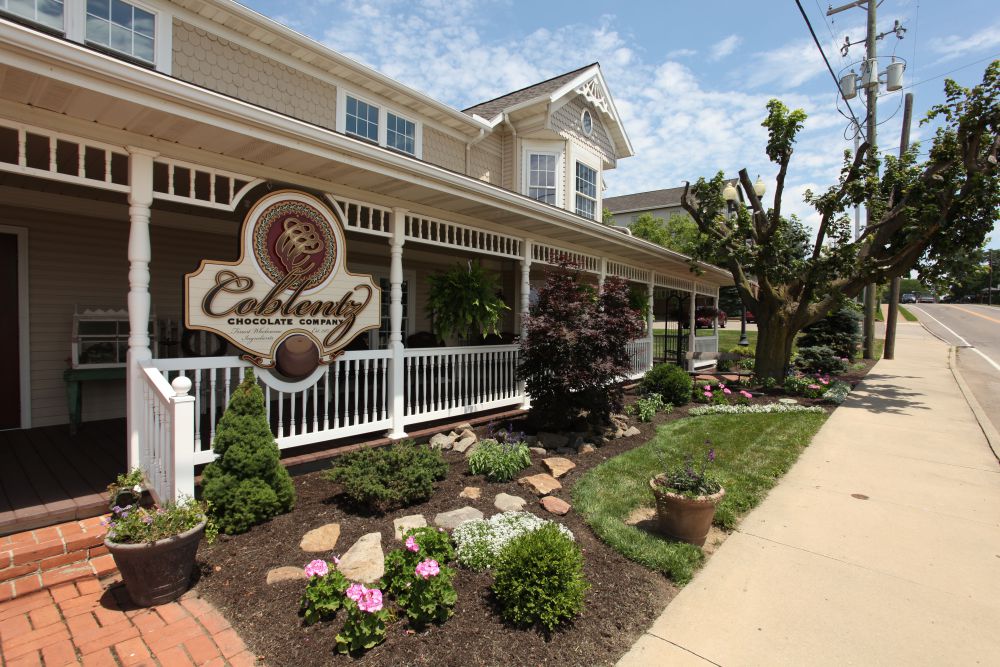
xmin=639 ymin=363 xmax=693 ymax=406
xmin=492 ymin=522 xmax=588 ymax=632
xmin=324 ymin=440 xmax=447 ymax=512
xmin=201 ymin=369 xmax=295 ymax=534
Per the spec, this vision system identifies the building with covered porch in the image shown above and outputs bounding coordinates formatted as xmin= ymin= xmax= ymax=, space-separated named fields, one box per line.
xmin=0 ymin=0 xmax=731 ymax=533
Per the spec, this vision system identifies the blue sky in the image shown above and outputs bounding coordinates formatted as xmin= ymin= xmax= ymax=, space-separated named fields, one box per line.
xmin=239 ymin=0 xmax=1000 ymax=250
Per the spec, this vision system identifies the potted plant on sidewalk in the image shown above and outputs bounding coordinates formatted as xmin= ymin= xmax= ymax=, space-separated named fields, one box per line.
xmin=649 ymin=446 xmax=724 ymax=546
xmin=104 ymin=496 xmax=216 ymax=607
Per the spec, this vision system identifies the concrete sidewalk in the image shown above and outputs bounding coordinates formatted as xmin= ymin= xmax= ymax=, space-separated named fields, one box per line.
xmin=618 ymin=324 xmax=1000 ymax=666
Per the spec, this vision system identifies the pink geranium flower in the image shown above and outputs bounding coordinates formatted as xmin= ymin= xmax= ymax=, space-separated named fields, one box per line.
xmin=304 ymin=559 xmax=328 ymax=578
xmin=723 ymin=388 xmax=732 ymax=395
xmin=703 ymin=385 xmax=711 ymax=391
xmin=739 ymin=390 xmax=753 ymax=399
xmin=345 ymin=583 xmax=365 ymax=602
xmin=808 ymin=384 xmax=821 ymax=390
xmin=415 ymin=559 xmax=440 ymax=580
xmin=357 ymin=587 xmax=383 ymax=613
xmin=405 ymin=536 xmax=419 ymax=553
xmin=703 ymin=391 xmax=713 ymax=398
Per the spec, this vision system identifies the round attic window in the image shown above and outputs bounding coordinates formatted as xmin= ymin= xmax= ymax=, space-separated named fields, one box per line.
xmin=581 ymin=109 xmax=594 ymax=136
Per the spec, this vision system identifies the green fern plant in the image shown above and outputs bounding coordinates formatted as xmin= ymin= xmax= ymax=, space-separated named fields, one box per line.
xmin=427 ymin=261 xmax=509 ymax=343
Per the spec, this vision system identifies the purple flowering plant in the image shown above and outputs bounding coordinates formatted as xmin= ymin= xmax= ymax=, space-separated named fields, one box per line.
xmin=103 ymin=496 xmax=214 ymax=545
xmin=653 ymin=440 xmax=722 ymax=497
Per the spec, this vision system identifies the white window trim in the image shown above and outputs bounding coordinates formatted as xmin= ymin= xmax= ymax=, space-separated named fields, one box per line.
xmin=336 ymin=88 xmax=423 ymax=159
xmin=62 ymin=0 xmax=171 ymax=74
xmin=521 ymin=140 xmax=564 ymax=208
xmin=568 ymin=144 xmax=601 ymax=220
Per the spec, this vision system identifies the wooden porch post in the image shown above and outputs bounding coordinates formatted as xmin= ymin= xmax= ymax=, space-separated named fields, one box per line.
xmin=126 ymin=147 xmax=157 ymax=470
xmin=646 ymin=276 xmax=655 ymax=371
xmin=598 ymin=257 xmax=606 ymax=289
xmin=387 ymin=207 xmax=407 ymax=439
xmin=519 ymin=239 xmax=532 ymax=409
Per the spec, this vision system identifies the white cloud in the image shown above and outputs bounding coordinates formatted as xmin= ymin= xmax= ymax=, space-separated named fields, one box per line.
xmin=666 ymin=48 xmax=697 ymax=59
xmin=710 ymin=34 xmax=742 ymax=61
xmin=927 ymin=21 xmax=1000 ymax=63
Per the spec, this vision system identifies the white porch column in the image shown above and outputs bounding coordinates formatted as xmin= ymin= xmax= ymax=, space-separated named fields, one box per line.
xmin=688 ymin=286 xmax=697 ymax=371
xmin=598 ymin=257 xmax=607 ymax=289
xmin=647 ymin=277 xmax=655 ymax=371
xmin=126 ymin=147 xmax=158 ymax=470
xmin=387 ymin=207 xmax=408 ymax=439
xmin=519 ymin=239 xmax=532 ymax=409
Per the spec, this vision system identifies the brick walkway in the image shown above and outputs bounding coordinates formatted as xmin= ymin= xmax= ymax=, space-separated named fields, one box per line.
xmin=0 ymin=573 xmax=259 ymax=666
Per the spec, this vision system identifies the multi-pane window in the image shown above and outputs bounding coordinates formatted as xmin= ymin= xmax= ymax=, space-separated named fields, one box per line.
xmin=1 ymin=0 xmax=64 ymax=30
xmin=527 ymin=153 xmax=557 ymax=205
xmin=575 ymin=162 xmax=598 ymax=219
xmin=386 ymin=113 xmax=416 ymax=155
xmin=86 ymin=0 xmax=155 ymax=63
xmin=346 ymin=96 xmax=379 ymax=142
xmin=378 ymin=278 xmax=408 ymax=349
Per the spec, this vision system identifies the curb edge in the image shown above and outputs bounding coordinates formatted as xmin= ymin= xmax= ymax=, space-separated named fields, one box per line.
xmin=947 ymin=346 xmax=1000 ymax=464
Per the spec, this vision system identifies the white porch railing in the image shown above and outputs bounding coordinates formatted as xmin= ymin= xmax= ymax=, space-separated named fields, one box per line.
xmin=693 ymin=336 xmax=719 ymax=354
xmin=403 ymin=345 xmax=521 ymax=423
xmin=626 ymin=339 xmax=652 ymax=379
xmin=138 ymin=360 xmax=195 ymax=505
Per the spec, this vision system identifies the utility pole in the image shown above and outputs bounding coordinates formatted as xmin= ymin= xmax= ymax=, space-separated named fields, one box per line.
xmin=861 ymin=0 xmax=878 ymax=359
xmin=884 ymin=93 xmax=914 ymax=361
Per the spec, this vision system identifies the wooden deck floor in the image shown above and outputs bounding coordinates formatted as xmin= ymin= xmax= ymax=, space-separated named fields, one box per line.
xmin=0 ymin=419 xmax=126 ymax=536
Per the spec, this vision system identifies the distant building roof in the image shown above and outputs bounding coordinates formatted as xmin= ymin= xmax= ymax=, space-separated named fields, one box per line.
xmin=462 ymin=63 xmax=598 ymax=120
xmin=604 ymin=179 xmax=741 ymax=214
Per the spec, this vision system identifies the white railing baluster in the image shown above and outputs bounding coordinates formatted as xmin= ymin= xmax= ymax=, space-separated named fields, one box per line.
xmin=360 ymin=359 xmax=369 ymax=424
xmin=208 ymin=368 xmax=217 ymax=444
xmin=323 ymin=365 xmax=331 ymax=429
xmin=352 ymin=360 xmax=359 ymax=425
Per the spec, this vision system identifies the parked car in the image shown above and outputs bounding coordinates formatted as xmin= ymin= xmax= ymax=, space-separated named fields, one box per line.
xmin=917 ymin=294 xmax=935 ymax=303
xmin=695 ymin=306 xmax=727 ymax=328
xmin=901 ymin=293 xmax=917 ymax=304
xmin=744 ymin=309 xmax=756 ymax=323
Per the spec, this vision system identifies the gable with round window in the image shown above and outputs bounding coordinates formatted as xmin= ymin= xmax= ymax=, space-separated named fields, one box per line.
xmin=581 ymin=108 xmax=594 ymax=137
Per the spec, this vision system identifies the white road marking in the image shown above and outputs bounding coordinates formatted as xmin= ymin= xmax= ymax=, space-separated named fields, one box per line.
xmin=911 ymin=306 xmax=1000 ymax=374
xmin=911 ymin=306 xmax=972 ymax=346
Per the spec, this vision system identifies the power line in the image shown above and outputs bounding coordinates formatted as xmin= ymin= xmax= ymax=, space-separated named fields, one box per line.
xmin=903 ymin=53 xmax=1000 ymax=90
xmin=794 ymin=0 xmax=865 ymax=138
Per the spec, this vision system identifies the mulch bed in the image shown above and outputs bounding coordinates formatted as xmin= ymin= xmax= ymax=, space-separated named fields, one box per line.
xmin=194 ymin=359 xmax=880 ymax=667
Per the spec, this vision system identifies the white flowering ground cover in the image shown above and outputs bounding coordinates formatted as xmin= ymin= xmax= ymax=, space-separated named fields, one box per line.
xmin=453 ymin=511 xmax=574 ymax=570
xmin=689 ymin=403 xmax=826 ymax=416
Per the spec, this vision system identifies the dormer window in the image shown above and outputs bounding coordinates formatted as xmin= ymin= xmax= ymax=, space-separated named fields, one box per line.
xmin=386 ymin=112 xmax=416 ymax=156
xmin=86 ymin=0 xmax=155 ymax=64
xmin=0 ymin=0 xmax=64 ymax=30
xmin=527 ymin=153 xmax=558 ymax=205
xmin=346 ymin=95 xmax=379 ymax=143
xmin=581 ymin=108 xmax=593 ymax=137
xmin=575 ymin=161 xmax=597 ymax=219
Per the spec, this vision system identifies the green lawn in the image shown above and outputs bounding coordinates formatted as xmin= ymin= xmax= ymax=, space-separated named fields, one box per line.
xmin=898 ymin=306 xmax=917 ymax=321
xmin=572 ymin=412 xmax=828 ymax=584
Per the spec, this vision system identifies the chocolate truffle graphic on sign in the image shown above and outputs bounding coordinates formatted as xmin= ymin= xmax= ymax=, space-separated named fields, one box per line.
xmin=185 ymin=191 xmax=380 ymax=377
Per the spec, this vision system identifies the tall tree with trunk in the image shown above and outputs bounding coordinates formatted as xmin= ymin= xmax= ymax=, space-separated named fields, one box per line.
xmin=682 ymin=63 xmax=1000 ymax=379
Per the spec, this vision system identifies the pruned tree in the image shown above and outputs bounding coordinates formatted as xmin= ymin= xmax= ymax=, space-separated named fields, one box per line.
xmin=630 ymin=212 xmax=705 ymax=256
xmin=682 ymin=62 xmax=1000 ymax=379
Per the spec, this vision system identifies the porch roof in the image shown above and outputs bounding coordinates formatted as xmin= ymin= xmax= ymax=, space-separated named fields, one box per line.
xmin=0 ymin=20 xmax=731 ymax=287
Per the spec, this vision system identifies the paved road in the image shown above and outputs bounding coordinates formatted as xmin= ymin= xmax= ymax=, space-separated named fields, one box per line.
xmin=908 ymin=303 xmax=1000 ymax=436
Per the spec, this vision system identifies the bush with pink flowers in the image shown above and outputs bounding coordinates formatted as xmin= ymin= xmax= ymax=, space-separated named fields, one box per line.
xmin=383 ymin=526 xmax=455 ymax=597
xmin=299 ymin=558 xmax=350 ymax=625
xmin=396 ymin=557 xmax=458 ymax=629
xmin=335 ymin=584 xmax=391 ymax=654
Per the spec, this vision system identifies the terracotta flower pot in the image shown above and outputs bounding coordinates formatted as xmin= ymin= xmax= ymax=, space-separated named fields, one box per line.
xmin=105 ymin=520 xmax=206 ymax=607
xmin=649 ymin=475 xmax=725 ymax=547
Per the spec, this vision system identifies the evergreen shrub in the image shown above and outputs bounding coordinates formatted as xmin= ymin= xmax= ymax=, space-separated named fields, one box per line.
xmin=639 ymin=363 xmax=693 ymax=406
xmin=492 ymin=523 xmax=588 ymax=632
xmin=799 ymin=304 xmax=862 ymax=360
xmin=325 ymin=440 xmax=447 ymax=512
xmin=201 ymin=369 xmax=295 ymax=534
xmin=468 ymin=439 xmax=531 ymax=482
xmin=795 ymin=346 xmax=848 ymax=374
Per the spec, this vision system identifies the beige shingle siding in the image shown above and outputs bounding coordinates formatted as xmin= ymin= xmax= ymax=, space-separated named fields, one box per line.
xmin=423 ymin=126 xmax=466 ymax=174
xmin=501 ymin=132 xmax=515 ymax=191
xmin=15 ymin=206 xmax=234 ymax=427
xmin=552 ymin=98 xmax=616 ymax=167
xmin=469 ymin=134 xmax=502 ymax=185
xmin=172 ymin=20 xmax=337 ymax=131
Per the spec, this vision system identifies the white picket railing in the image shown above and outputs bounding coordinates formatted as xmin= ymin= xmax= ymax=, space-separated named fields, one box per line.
xmin=137 ymin=360 xmax=195 ymax=504
xmin=693 ymin=336 xmax=719 ymax=353
xmin=626 ymin=339 xmax=652 ymax=379
xmin=403 ymin=345 xmax=522 ymax=423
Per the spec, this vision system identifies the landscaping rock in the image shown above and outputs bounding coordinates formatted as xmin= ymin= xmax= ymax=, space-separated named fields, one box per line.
xmin=459 ymin=428 xmax=476 ymax=440
xmin=299 ymin=523 xmax=341 ymax=553
xmin=543 ymin=457 xmax=576 ymax=478
xmin=528 ymin=447 xmax=548 ymax=456
xmin=454 ymin=422 xmax=473 ymax=432
xmin=266 ymin=566 xmax=307 ymax=585
xmin=453 ymin=434 xmax=477 ymax=453
xmin=434 ymin=506 xmax=484 ymax=530
xmin=779 ymin=398 xmax=799 ymax=405
xmin=494 ymin=493 xmax=527 ymax=512
xmin=540 ymin=496 xmax=571 ymax=516
xmin=556 ymin=447 xmax=576 ymax=455
xmin=524 ymin=435 xmax=538 ymax=445
xmin=518 ymin=473 xmax=562 ymax=496
xmin=537 ymin=431 xmax=565 ymax=449
xmin=393 ymin=515 xmax=427 ymax=541
xmin=337 ymin=533 xmax=384 ymax=584
xmin=463 ymin=442 xmax=481 ymax=458
xmin=429 ymin=433 xmax=453 ymax=450
xmin=460 ymin=486 xmax=481 ymax=500
xmin=623 ymin=426 xmax=641 ymax=438
xmin=579 ymin=444 xmax=597 ymax=455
